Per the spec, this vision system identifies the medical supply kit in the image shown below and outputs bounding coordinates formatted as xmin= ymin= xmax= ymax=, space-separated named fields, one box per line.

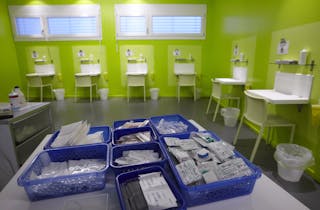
xmin=17 ymin=114 xmax=261 ymax=209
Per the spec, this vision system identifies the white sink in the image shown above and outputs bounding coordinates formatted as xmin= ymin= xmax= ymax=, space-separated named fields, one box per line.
xmin=80 ymin=64 xmax=101 ymax=74
xmin=34 ymin=64 xmax=55 ymax=75
xmin=126 ymin=63 xmax=148 ymax=75
xmin=174 ymin=63 xmax=195 ymax=75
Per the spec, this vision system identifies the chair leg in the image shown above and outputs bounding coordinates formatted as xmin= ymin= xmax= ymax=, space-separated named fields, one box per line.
xmin=90 ymin=86 xmax=92 ymax=103
xmin=50 ymin=85 xmax=53 ymax=101
xmin=40 ymin=87 xmax=43 ymax=102
xmin=250 ymin=126 xmax=264 ymax=162
xmin=27 ymin=86 xmax=30 ymax=102
xmin=206 ymin=96 xmax=213 ymax=114
xmin=212 ymin=99 xmax=220 ymax=122
xmin=74 ymin=87 xmax=77 ymax=102
xmin=236 ymin=98 xmax=240 ymax=108
xmin=127 ymin=86 xmax=130 ymax=102
xmin=96 ymin=85 xmax=98 ymax=100
xmin=233 ymin=115 xmax=244 ymax=145
xmin=289 ymin=124 xmax=296 ymax=143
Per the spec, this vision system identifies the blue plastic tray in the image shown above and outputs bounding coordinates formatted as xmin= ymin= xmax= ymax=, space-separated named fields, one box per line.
xmin=159 ymin=131 xmax=262 ymax=207
xmin=116 ymin=166 xmax=186 ymax=210
xmin=112 ymin=126 xmax=156 ymax=146
xmin=113 ymin=118 xmax=149 ymax=130
xmin=111 ymin=142 xmax=167 ymax=175
xmin=44 ymin=126 xmax=111 ymax=150
xmin=149 ymin=114 xmax=198 ymax=137
xmin=17 ymin=144 xmax=109 ymax=201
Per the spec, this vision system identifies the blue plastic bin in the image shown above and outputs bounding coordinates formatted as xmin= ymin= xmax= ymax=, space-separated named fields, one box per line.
xmin=111 ymin=142 xmax=167 ymax=175
xmin=44 ymin=126 xmax=111 ymax=150
xmin=116 ymin=166 xmax=186 ymax=210
xmin=113 ymin=118 xmax=149 ymax=130
xmin=17 ymin=144 xmax=109 ymax=201
xmin=159 ymin=131 xmax=262 ymax=207
xmin=149 ymin=114 xmax=198 ymax=138
xmin=112 ymin=126 xmax=156 ymax=146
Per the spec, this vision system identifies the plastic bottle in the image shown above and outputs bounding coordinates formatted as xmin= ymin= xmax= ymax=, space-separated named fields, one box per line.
xmin=14 ymin=86 xmax=26 ymax=107
xmin=9 ymin=91 xmax=20 ymax=110
xmin=298 ymin=49 xmax=308 ymax=65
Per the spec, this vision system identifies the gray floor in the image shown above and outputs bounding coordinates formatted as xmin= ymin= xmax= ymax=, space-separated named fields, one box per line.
xmin=50 ymin=97 xmax=319 ymax=209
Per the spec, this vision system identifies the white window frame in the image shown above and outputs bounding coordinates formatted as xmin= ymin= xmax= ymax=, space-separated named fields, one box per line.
xmin=9 ymin=5 xmax=101 ymax=41
xmin=115 ymin=4 xmax=206 ymax=40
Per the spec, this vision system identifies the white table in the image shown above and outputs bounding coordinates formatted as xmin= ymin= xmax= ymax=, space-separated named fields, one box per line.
xmin=0 ymin=132 xmax=309 ymax=210
xmin=214 ymin=78 xmax=246 ymax=85
xmin=247 ymin=89 xmax=309 ymax=104
xmin=26 ymin=73 xmax=55 ymax=77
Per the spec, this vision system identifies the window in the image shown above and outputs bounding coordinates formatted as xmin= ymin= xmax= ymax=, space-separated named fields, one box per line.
xmin=9 ymin=5 xmax=101 ymax=41
xmin=47 ymin=17 xmax=97 ymax=36
xmin=152 ymin=16 xmax=202 ymax=34
xmin=115 ymin=4 xmax=206 ymax=40
xmin=119 ymin=16 xmax=146 ymax=34
xmin=15 ymin=17 xmax=42 ymax=36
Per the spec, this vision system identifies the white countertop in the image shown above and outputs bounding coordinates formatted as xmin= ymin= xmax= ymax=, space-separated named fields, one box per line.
xmin=26 ymin=73 xmax=55 ymax=77
xmin=247 ymin=89 xmax=309 ymax=104
xmin=126 ymin=72 xmax=147 ymax=76
xmin=0 ymin=130 xmax=310 ymax=210
xmin=214 ymin=78 xmax=246 ymax=85
xmin=75 ymin=72 xmax=100 ymax=76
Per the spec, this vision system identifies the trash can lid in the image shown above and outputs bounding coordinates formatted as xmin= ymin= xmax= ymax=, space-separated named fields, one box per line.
xmin=274 ymin=144 xmax=314 ymax=168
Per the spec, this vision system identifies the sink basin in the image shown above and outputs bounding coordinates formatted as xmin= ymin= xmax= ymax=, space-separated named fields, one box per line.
xmin=174 ymin=63 xmax=195 ymax=75
xmin=126 ymin=63 xmax=148 ymax=75
xmin=34 ymin=64 xmax=55 ymax=75
xmin=80 ymin=64 xmax=101 ymax=74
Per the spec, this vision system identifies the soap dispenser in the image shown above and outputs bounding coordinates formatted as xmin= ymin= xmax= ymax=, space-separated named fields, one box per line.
xmin=298 ymin=49 xmax=308 ymax=65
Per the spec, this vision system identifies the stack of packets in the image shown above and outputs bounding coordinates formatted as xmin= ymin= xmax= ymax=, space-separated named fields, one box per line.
xmin=156 ymin=119 xmax=188 ymax=135
xmin=116 ymin=131 xmax=151 ymax=145
xmin=51 ymin=121 xmax=104 ymax=148
xmin=120 ymin=172 xmax=178 ymax=210
xmin=114 ymin=150 xmax=161 ymax=166
xmin=30 ymin=159 xmax=106 ymax=180
xmin=163 ymin=132 xmax=252 ymax=186
xmin=115 ymin=120 xmax=149 ymax=129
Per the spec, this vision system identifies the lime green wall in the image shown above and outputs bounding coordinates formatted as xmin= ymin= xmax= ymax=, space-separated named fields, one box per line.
xmin=0 ymin=1 xmax=21 ymax=100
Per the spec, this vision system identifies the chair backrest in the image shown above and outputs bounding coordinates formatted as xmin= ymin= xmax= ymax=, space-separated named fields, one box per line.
xmin=28 ymin=76 xmax=42 ymax=87
xmin=274 ymin=71 xmax=313 ymax=98
xmin=244 ymin=90 xmax=267 ymax=126
xmin=233 ymin=66 xmax=247 ymax=82
xmin=211 ymin=78 xmax=222 ymax=98
xmin=75 ymin=76 xmax=92 ymax=87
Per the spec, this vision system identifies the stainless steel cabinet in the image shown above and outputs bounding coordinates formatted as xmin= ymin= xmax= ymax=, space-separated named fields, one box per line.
xmin=0 ymin=102 xmax=52 ymax=189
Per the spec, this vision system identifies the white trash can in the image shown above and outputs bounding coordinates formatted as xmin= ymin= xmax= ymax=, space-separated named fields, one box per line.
xmin=53 ymin=89 xmax=65 ymax=101
xmin=150 ymin=88 xmax=159 ymax=100
xmin=220 ymin=107 xmax=240 ymax=127
xmin=99 ymin=88 xmax=108 ymax=101
xmin=274 ymin=144 xmax=314 ymax=182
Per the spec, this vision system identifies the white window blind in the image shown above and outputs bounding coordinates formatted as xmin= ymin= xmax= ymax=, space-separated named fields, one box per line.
xmin=119 ymin=16 xmax=146 ymax=34
xmin=15 ymin=17 xmax=42 ymax=36
xmin=47 ymin=17 xmax=97 ymax=35
xmin=152 ymin=16 xmax=202 ymax=34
